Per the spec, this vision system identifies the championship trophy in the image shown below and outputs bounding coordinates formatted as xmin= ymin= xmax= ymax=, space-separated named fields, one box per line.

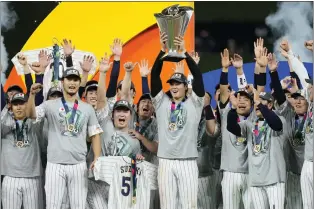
xmin=154 ymin=4 xmax=194 ymax=62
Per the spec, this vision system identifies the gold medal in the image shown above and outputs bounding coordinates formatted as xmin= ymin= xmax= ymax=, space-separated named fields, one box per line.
xmin=237 ymin=137 xmax=245 ymax=143
xmin=306 ymin=126 xmax=310 ymax=133
xmin=168 ymin=123 xmax=177 ymax=131
xmin=254 ymin=145 xmax=261 ymax=153
xmin=68 ymin=124 xmax=75 ymax=132
xmin=16 ymin=141 xmax=24 ymax=148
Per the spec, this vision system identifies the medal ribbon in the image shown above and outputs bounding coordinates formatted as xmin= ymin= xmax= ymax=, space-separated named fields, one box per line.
xmin=61 ymin=97 xmax=79 ymax=126
xmin=131 ymin=154 xmax=137 ymax=204
xmin=253 ymin=119 xmax=267 ymax=145
xmin=15 ymin=118 xmax=27 ymax=142
xmin=170 ymin=98 xmax=186 ymax=123
xmin=294 ymin=114 xmax=307 ymax=138
xmin=135 ymin=117 xmax=153 ymax=152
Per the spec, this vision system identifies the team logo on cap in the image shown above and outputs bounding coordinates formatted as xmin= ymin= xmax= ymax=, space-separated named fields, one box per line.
xmin=172 ymin=73 xmax=182 ymax=79
xmin=119 ymin=100 xmax=128 ymax=106
xmin=259 ymin=92 xmax=266 ymax=96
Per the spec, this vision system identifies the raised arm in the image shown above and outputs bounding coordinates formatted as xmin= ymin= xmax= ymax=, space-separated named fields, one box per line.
xmin=219 ymin=49 xmax=232 ymax=104
xmin=181 ymin=41 xmax=204 ymax=97
xmin=231 ymin=54 xmax=247 ymax=90
xmin=281 ymin=40 xmax=309 ymax=89
xmin=78 ymin=55 xmax=94 ymax=98
xmin=97 ymin=53 xmax=112 ymax=110
xmin=121 ymin=62 xmax=137 ymax=102
xmin=254 ymin=43 xmax=268 ymax=94
xmin=26 ymin=83 xmax=43 ymax=119
xmin=150 ymin=32 xmax=167 ymax=97
xmin=138 ymin=59 xmax=151 ymax=94
xmin=107 ymin=38 xmax=123 ymax=98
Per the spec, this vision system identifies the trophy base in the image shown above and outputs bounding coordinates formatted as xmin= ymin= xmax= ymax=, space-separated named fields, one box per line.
xmin=161 ymin=52 xmax=186 ymax=62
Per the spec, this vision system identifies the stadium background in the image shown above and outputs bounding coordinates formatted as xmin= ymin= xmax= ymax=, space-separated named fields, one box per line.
xmin=1 ymin=2 xmax=313 ymax=106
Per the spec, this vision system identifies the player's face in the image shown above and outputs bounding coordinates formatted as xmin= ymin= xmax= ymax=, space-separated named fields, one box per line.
xmin=62 ymin=76 xmax=80 ymax=96
xmin=11 ymin=101 xmax=27 ymax=120
xmin=138 ymin=99 xmax=154 ymax=119
xmin=169 ymin=81 xmax=187 ymax=100
xmin=286 ymin=93 xmax=295 ymax=106
xmin=204 ymin=93 xmax=211 ymax=107
xmin=86 ymin=90 xmax=98 ymax=107
xmin=236 ymin=95 xmax=251 ymax=116
xmin=113 ymin=108 xmax=131 ymax=129
xmin=294 ymin=96 xmax=308 ymax=115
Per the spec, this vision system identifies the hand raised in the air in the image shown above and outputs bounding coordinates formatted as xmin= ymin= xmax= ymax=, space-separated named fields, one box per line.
xmin=30 ymin=83 xmax=43 ymax=95
xmin=124 ymin=62 xmax=138 ymax=72
xmin=99 ymin=53 xmax=113 ymax=73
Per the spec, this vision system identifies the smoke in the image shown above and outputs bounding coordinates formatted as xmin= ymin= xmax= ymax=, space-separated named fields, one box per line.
xmin=265 ymin=2 xmax=313 ymax=62
xmin=1 ymin=2 xmax=18 ymax=84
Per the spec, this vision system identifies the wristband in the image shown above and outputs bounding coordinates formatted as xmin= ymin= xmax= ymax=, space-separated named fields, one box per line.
xmin=220 ymin=72 xmax=228 ymax=85
xmin=256 ymin=73 xmax=266 ymax=86
xmin=205 ymin=105 xmax=215 ymax=120
xmin=237 ymin=74 xmax=247 ymax=89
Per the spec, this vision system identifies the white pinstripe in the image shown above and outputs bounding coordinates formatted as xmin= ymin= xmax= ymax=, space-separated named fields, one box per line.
xmin=221 ymin=171 xmax=250 ymax=209
xmin=213 ymin=169 xmax=223 ymax=209
xmin=158 ymin=158 xmax=198 ymax=209
xmin=45 ymin=162 xmax=88 ymax=209
xmin=285 ymin=172 xmax=302 ymax=209
xmin=250 ymin=183 xmax=285 ymax=209
xmin=300 ymin=160 xmax=313 ymax=209
xmin=1 ymin=176 xmax=43 ymax=209
xmin=86 ymin=179 xmax=108 ymax=209
xmin=42 ymin=169 xmax=70 ymax=209
xmin=198 ymin=174 xmax=217 ymax=209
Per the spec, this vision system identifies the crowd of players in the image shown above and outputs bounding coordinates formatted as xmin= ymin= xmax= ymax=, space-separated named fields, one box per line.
xmin=0 ymin=34 xmax=313 ymax=209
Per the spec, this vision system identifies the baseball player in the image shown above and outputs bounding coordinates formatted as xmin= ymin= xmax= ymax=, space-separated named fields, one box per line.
xmin=41 ymin=86 xmax=71 ymax=209
xmin=1 ymin=92 xmax=44 ymax=209
xmin=218 ymin=49 xmax=253 ymax=209
xmin=196 ymin=92 xmax=221 ymax=209
xmin=268 ymin=64 xmax=305 ymax=209
xmin=228 ymin=90 xmax=288 ymax=209
xmin=300 ymin=78 xmax=313 ymax=209
xmin=94 ymin=156 xmax=158 ymax=209
xmin=85 ymin=56 xmax=113 ymax=209
xmin=26 ymin=68 xmax=103 ymax=209
xmin=150 ymin=33 xmax=205 ymax=209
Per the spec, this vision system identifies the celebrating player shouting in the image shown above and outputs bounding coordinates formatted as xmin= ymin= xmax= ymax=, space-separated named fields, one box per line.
xmin=26 ymin=68 xmax=103 ymax=209
xmin=150 ymin=32 xmax=205 ymax=209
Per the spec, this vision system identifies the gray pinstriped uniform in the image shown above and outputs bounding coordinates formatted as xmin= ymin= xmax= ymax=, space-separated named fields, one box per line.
xmin=1 ymin=107 xmax=44 ymax=209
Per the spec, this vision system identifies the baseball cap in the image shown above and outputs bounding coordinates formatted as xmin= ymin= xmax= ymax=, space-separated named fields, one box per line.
xmin=113 ymin=100 xmax=132 ymax=111
xmin=62 ymin=68 xmax=81 ymax=79
xmin=138 ymin=93 xmax=152 ymax=103
xmin=235 ymin=89 xmax=253 ymax=101
xmin=10 ymin=93 xmax=28 ymax=104
xmin=7 ymin=85 xmax=23 ymax=93
xmin=117 ymin=80 xmax=135 ymax=90
xmin=305 ymin=78 xmax=313 ymax=85
xmin=47 ymin=87 xmax=63 ymax=98
xmin=259 ymin=92 xmax=274 ymax=102
xmin=291 ymin=90 xmax=306 ymax=99
xmin=85 ymin=83 xmax=98 ymax=93
xmin=167 ymin=73 xmax=187 ymax=84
